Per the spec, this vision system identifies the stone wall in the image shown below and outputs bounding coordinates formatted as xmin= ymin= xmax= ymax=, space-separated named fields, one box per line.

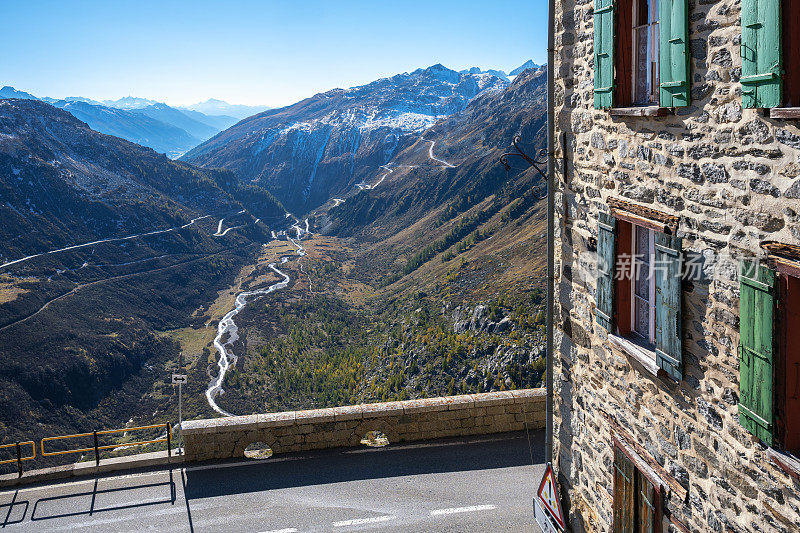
xmin=181 ymin=389 xmax=544 ymax=462
xmin=553 ymin=0 xmax=800 ymax=531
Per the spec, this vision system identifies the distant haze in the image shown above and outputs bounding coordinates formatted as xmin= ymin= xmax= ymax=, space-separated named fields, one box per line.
xmin=0 ymin=0 xmax=544 ymax=108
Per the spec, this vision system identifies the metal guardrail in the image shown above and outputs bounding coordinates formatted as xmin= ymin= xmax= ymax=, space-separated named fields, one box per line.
xmin=0 ymin=441 xmax=36 ymax=478
xmin=1 ymin=424 xmax=172 ymax=478
xmin=40 ymin=423 xmax=172 ymax=467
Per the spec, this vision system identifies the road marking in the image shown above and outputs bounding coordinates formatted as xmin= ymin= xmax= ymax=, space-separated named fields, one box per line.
xmin=333 ymin=515 xmax=396 ymax=527
xmin=41 ymin=502 xmax=216 ymax=531
xmin=430 ymin=504 xmax=497 ymax=516
xmin=257 ymin=529 xmax=298 ymax=533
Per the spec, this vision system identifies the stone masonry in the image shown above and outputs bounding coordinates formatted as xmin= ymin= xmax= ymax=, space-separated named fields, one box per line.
xmin=553 ymin=0 xmax=800 ymax=531
xmin=181 ymin=389 xmax=544 ymax=462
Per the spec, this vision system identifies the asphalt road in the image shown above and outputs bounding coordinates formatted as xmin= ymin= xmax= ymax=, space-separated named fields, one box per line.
xmin=0 ymin=431 xmax=545 ymax=533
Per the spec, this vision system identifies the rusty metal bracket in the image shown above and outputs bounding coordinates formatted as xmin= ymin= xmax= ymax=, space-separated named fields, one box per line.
xmin=499 ymin=134 xmax=548 ymax=199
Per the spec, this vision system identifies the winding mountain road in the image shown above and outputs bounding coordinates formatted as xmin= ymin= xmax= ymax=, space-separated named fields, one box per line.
xmin=424 ymin=139 xmax=456 ymax=168
xmin=0 ymin=215 xmax=212 ymax=271
xmin=0 ymin=246 xmax=255 ymax=333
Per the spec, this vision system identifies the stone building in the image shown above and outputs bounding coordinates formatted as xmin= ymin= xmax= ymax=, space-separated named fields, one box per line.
xmin=551 ymin=0 xmax=800 ymax=531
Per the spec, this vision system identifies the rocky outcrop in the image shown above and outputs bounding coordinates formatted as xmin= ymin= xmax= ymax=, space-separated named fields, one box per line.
xmin=452 ymin=304 xmax=514 ymax=334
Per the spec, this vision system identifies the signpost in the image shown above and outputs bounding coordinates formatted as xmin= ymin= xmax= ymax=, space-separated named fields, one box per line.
xmin=172 ymin=353 xmax=187 ymax=454
xmin=533 ymin=463 xmax=565 ymax=532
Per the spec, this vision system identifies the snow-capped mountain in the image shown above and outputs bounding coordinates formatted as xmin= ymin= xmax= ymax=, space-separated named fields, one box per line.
xmin=180 ymin=99 xmax=270 ymax=120
xmin=509 ymin=60 xmax=541 ymax=76
xmin=0 ymin=86 xmax=37 ymax=100
xmin=459 ymin=66 xmax=511 ymax=82
xmin=42 ymin=95 xmax=105 ymax=106
xmin=102 ymin=96 xmax=160 ymax=110
xmin=182 ymin=64 xmax=512 ymax=213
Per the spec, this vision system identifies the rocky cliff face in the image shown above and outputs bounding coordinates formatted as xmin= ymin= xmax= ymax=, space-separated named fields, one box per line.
xmin=182 ymin=64 xmax=510 ymax=214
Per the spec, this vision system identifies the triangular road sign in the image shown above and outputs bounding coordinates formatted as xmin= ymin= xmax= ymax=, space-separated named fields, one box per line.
xmin=536 ymin=463 xmax=565 ymax=530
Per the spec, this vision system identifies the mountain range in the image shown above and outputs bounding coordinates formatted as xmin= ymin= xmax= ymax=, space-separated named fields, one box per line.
xmin=0 ymin=99 xmax=285 ymax=261
xmin=0 ymin=59 xmax=546 ymax=457
xmin=182 ymin=63 xmax=525 ymax=213
xmin=0 ymin=86 xmax=249 ymax=158
xmin=179 ymin=99 xmax=270 ymax=120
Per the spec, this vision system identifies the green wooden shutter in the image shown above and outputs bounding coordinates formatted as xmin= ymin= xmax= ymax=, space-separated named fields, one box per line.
xmin=741 ymin=0 xmax=783 ymax=108
xmin=654 ymin=232 xmax=682 ymax=380
xmin=739 ymin=260 xmax=776 ymax=445
xmin=594 ymin=0 xmax=615 ymax=109
xmin=658 ymin=0 xmax=691 ymax=107
xmin=596 ymin=213 xmax=616 ymax=331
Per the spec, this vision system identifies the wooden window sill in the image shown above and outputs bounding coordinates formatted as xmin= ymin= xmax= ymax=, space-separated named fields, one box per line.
xmin=608 ymin=334 xmax=660 ymax=376
xmin=769 ymin=107 xmax=800 ymax=119
xmin=609 ymin=106 xmax=671 ymax=117
xmin=768 ymin=448 xmax=800 ymax=481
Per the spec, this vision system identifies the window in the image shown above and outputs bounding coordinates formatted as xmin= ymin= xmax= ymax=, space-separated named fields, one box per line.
xmin=613 ymin=445 xmax=660 ymax=532
xmin=632 ymin=225 xmax=656 ymax=344
xmin=783 ymin=0 xmax=800 ymax=107
xmin=739 ymin=254 xmax=800 ymax=453
xmin=593 ymin=0 xmax=690 ymax=110
xmin=632 ymin=0 xmax=660 ymax=105
xmin=742 ymin=0 xmax=800 ymax=113
xmin=595 ymin=208 xmax=683 ymax=380
xmin=778 ymin=270 xmax=800 ymax=452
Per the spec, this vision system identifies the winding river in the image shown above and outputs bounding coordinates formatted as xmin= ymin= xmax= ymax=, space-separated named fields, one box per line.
xmin=204 ymin=137 xmax=458 ymax=415
xmin=205 ymin=216 xmax=306 ymax=416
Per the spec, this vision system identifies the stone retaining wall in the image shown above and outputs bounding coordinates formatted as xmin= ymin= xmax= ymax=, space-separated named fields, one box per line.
xmin=181 ymin=389 xmax=544 ymax=462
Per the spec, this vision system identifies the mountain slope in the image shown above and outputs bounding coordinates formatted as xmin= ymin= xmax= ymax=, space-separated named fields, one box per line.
xmin=0 ymin=86 xmax=37 ymax=100
xmin=178 ymin=108 xmax=238 ymax=131
xmin=182 ymin=64 xmax=510 ymax=214
xmin=0 ymin=99 xmax=288 ymax=457
xmin=182 ymin=66 xmax=549 ymax=416
xmin=509 ymin=60 xmax=541 ymax=76
xmin=0 ymin=98 xmax=285 ymax=262
xmin=51 ymin=100 xmax=201 ymax=158
xmin=323 ymin=66 xmax=547 ymax=244
xmin=133 ymin=103 xmax=220 ymax=142
xmin=1 ymin=87 xmax=244 ymax=158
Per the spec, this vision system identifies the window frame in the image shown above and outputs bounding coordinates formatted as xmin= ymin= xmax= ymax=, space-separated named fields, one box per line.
xmin=612 ymin=437 xmax=664 ymax=533
xmin=783 ymin=0 xmax=800 ymax=108
xmin=631 ymin=0 xmax=660 ymax=106
xmin=749 ymin=0 xmax=800 ymax=116
xmin=775 ymin=259 xmax=800 ymax=454
xmin=631 ymin=225 xmax=657 ymax=346
xmin=612 ymin=218 xmax=659 ymax=369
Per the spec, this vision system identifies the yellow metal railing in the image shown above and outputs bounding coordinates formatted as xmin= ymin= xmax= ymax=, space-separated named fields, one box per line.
xmin=41 ymin=423 xmax=172 ymax=466
xmin=1 ymin=423 xmax=172 ymax=477
xmin=0 ymin=441 xmax=36 ymax=477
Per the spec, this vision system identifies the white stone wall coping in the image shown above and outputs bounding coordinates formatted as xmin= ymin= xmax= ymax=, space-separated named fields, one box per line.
xmin=182 ymin=389 xmax=545 ymax=436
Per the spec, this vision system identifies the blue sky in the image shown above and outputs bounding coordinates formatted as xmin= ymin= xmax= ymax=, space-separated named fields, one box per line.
xmin=1 ymin=0 xmax=545 ymax=107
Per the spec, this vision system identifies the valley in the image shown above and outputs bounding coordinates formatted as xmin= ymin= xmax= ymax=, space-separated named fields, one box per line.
xmin=0 ymin=63 xmax=548 ymax=469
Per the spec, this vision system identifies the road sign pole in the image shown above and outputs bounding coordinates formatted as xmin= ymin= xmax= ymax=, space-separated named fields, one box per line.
xmin=178 ymin=352 xmax=183 ymax=455
xmin=171 ymin=363 xmax=188 ymax=455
